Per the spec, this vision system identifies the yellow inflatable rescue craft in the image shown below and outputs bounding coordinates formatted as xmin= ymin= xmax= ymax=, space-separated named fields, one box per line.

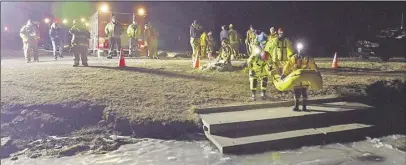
xmin=271 ymin=69 xmax=323 ymax=92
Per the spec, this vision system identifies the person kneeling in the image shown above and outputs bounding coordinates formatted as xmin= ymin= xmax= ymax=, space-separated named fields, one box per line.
xmin=247 ymin=46 xmax=271 ymax=101
xmin=280 ymin=54 xmax=319 ymax=111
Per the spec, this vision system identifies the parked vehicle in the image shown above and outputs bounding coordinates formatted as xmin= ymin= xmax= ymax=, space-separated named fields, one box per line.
xmin=88 ymin=11 xmax=147 ymax=57
xmin=355 ymin=12 xmax=405 ymax=61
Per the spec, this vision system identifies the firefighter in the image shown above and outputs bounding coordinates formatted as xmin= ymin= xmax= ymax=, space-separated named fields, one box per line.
xmin=105 ymin=15 xmax=122 ymax=59
xmin=216 ymin=39 xmax=233 ymax=67
xmin=49 ymin=21 xmax=65 ymax=60
xmin=144 ymin=23 xmax=159 ymax=59
xmin=280 ymin=54 xmax=319 ymax=111
xmin=247 ymin=45 xmax=271 ymax=101
xmin=200 ymin=28 xmax=208 ymax=59
xmin=207 ymin=31 xmax=215 ymax=60
xmin=127 ymin=19 xmax=140 ymax=57
xmin=245 ymin=25 xmax=257 ymax=55
xmin=190 ymin=20 xmax=201 ymax=59
xmin=69 ymin=19 xmax=90 ymax=67
xmin=228 ymin=24 xmax=241 ymax=59
xmin=264 ymin=27 xmax=278 ymax=53
xmin=20 ymin=19 xmax=40 ymax=63
xmin=269 ymin=28 xmax=295 ymax=72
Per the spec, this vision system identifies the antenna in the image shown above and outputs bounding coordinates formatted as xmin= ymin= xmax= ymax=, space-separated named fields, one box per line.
xmin=401 ymin=12 xmax=404 ymax=29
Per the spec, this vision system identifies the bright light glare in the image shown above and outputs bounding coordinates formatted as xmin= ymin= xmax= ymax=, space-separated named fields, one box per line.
xmin=44 ymin=18 xmax=50 ymax=24
xmin=4 ymin=27 xmax=8 ymax=31
xmin=297 ymin=43 xmax=303 ymax=51
xmin=85 ymin=22 xmax=89 ymax=27
xmin=100 ymin=4 xmax=109 ymax=13
xmin=62 ymin=19 xmax=68 ymax=24
xmin=137 ymin=8 xmax=145 ymax=16
xmin=253 ymin=47 xmax=262 ymax=55
xmin=81 ymin=18 xmax=86 ymax=22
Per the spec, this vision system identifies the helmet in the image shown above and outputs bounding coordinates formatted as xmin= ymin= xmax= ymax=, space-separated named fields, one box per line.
xmin=278 ymin=28 xmax=283 ymax=34
xmin=229 ymin=24 xmax=233 ymax=28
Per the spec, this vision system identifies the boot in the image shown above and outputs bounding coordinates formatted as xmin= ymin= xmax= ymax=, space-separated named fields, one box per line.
xmin=261 ymin=90 xmax=267 ymax=100
xmin=293 ymin=100 xmax=300 ymax=111
xmin=82 ymin=63 xmax=89 ymax=67
xmin=251 ymin=91 xmax=256 ymax=101
xmin=302 ymin=99 xmax=309 ymax=112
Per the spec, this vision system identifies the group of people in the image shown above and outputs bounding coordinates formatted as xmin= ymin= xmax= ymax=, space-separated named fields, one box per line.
xmin=106 ymin=15 xmax=159 ymax=59
xmin=246 ymin=26 xmax=319 ymax=112
xmin=20 ymin=15 xmax=160 ymax=66
xmin=190 ymin=21 xmax=244 ymax=65
xmin=189 ymin=20 xmax=320 ymax=111
xmin=20 ymin=18 xmax=90 ymax=66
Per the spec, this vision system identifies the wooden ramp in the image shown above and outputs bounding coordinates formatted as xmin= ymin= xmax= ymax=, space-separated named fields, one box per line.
xmin=198 ymin=100 xmax=377 ymax=154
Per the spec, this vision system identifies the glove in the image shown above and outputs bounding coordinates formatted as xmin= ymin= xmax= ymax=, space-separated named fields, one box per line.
xmin=249 ymin=70 xmax=255 ymax=77
xmin=280 ymin=75 xmax=286 ymax=80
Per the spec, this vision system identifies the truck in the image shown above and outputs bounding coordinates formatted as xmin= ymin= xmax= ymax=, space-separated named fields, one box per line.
xmin=355 ymin=12 xmax=406 ymax=61
xmin=88 ymin=11 xmax=146 ymax=57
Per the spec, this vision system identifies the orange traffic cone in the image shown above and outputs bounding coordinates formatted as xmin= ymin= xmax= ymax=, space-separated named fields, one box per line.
xmin=119 ymin=48 xmax=126 ymax=68
xmin=332 ymin=52 xmax=338 ymax=69
xmin=193 ymin=52 xmax=200 ymax=69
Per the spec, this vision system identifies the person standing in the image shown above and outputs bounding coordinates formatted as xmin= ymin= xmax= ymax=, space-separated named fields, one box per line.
xmin=280 ymin=54 xmax=319 ymax=111
xmin=264 ymin=27 xmax=278 ymax=54
xmin=20 ymin=19 xmax=40 ymax=63
xmin=200 ymin=28 xmax=208 ymax=59
xmin=220 ymin=25 xmax=229 ymax=42
xmin=69 ymin=19 xmax=90 ymax=67
xmin=206 ymin=31 xmax=216 ymax=60
xmin=105 ymin=15 xmax=122 ymax=59
xmin=247 ymin=45 xmax=271 ymax=101
xmin=127 ymin=19 xmax=140 ymax=57
xmin=269 ymin=28 xmax=295 ymax=72
xmin=228 ymin=24 xmax=241 ymax=59
xmin=49 ymin=21 xmax=64 ymax=60
xmin=190 ymin=20 xmax=201 ymax=59
xmin=144 ymin=23 xmax=159 ymax=59
xmin=245 ymin=25 xmax=257 ymax=55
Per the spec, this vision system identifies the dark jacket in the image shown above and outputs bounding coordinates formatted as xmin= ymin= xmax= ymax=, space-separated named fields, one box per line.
xmin=49 ymin=26 xmax=65 ymax=41
xmin=69 ymin=24 xmax=90 ymax=47
xmin=220 ymin=29 xmax=229 ymax=41
xmin=190 ymin=24 xmax=199 ymax=38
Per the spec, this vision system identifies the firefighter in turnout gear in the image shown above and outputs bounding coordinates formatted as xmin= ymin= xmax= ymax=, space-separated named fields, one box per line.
xmin=20 ymin=19 xmax=40 ymax=63
xmin=247 ymin=45 xmax=271 ymax=101
xmin=144 ymin=23 xmax=159 ymax=59
xmin=127 ymin=19 xmax=141 ymax=57
xmin=105 ymin=16 xmax=122 ymax=58
xmin=245 ymin=25 xmax=257 ymax=55
xmin=200 ymin=28 xmax=208 ymax=59
xmin=190 ymin=20 xmax=201 ymax=59
xmin=228 ymin=24 xmax=242 ymax=59
xmin=269 ymin=28 xmax=295 ymax=69
xmin=280 ymin=54 xmax=319 ymax=111
xmin=264 ymin=27 xmax=278 ymax=54
xmin=69 ymin=19 xmax=90 ymax=67
xmin=216 ymin=39 xmax=233 ymax=67
xmin=207 ymin=31 xmax=215 ymax=60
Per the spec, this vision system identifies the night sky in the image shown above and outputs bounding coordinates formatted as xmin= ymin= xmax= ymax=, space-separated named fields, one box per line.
xmin=1 ymin=1 xmax=405 ymax=56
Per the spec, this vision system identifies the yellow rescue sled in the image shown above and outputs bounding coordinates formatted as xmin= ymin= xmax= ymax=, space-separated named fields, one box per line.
xmin=270 ymin=69 xmax=323 ymax=92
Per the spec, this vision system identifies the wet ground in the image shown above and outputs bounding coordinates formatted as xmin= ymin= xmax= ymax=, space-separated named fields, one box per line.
xmin=1 ymin=135 xmax=405 ymax=165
